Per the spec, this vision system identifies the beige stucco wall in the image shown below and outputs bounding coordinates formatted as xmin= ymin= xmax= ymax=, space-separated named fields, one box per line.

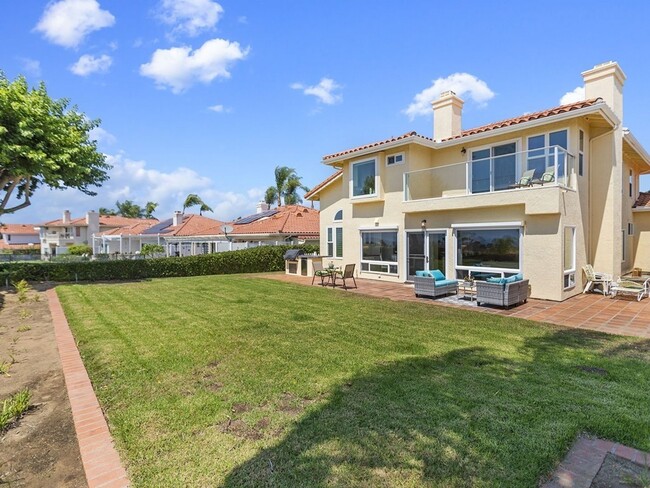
xmin=633 ymin=211 xmax=650 ymax=271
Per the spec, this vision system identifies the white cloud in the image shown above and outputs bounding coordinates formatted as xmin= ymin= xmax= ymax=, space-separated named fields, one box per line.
xmin=208 ymin=104 xmax=226 ymax=113
xmin=19 ymin=58 xmax=42 ymax=77
xmin=140 ymin=38 xmax=249 ymax=93
xmin=560 ymin=86 xmax=585 ymax=105
xmin=70 ymin=54 xmax=112 ymax=76
xmin=291 ymin=78 xmax=342 ymax=105
xmin=89 ymin=127 xmax=116 ymax=145
xmin=158 ymin=0 xmax=224 ymax=37
xmin=35 ymin=0 xmax=115 ymax=48
xmin=403 ymin=73 xmax=495 ymax=120
xmin=237 ymin=16 xmax=248 ymax=24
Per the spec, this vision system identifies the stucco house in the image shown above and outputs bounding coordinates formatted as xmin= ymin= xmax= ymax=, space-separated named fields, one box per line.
xmin=37 ymin=210 xmax=158 ymax=257
xmin=0 ymin=223 xmax=40 ymax=252
xmin=306 ymin=61 xmax=650 ymax=301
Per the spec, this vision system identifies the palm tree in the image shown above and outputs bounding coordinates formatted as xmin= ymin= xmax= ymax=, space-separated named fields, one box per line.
xmin=144 ymin=201 xmax=158 ymax=219
xmin=199 ymin=203 xmax=213 ymax=216
xmin=265 ymin=166 xmax=309 ymax=207
xmin=99 ymin=207 xmax=116 ymax=216
xmin=182 ymin=193 xmax=203 ymax=213
xmin=115 ymin=200 xmax=144 ymax=218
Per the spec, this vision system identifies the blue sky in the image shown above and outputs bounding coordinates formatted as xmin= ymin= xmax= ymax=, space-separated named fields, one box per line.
xmin=2 ymin=0 xmax=649 ymax=223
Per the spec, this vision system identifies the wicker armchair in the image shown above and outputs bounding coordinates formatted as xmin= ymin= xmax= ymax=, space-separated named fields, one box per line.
xmin=413 ymin=270 xmax=458 ymax=299
xmin=476 ymin=279 xmax=529 ymax=308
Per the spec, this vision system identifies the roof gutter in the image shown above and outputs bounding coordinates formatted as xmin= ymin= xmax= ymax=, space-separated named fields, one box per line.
xmin=623 ymin=129 xmax=650 ymax=171
xmin=321 ymin=103 xmax=619 ymax=165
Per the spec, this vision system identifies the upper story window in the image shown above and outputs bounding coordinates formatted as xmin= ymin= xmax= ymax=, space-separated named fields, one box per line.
xmin=386 ymin=152 xmax=404 ymax=166
xmin=527 ymin=129 xmax=568 ymax=180
xmin=470 ymin=141 xmax=517 ymax=193
xmin=333 ymin=209 xmax=343 ymax=221
xmin=578 ymin=130 xmax=585 ymax=177
xmin=351 ymin=158 xmax=376 ymax=197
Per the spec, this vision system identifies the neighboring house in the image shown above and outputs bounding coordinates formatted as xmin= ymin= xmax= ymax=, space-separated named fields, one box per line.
xmin=94 ymin=203 xmax=320 ymax=257
xmin=306 ymin=61 xmax=650 ymax=301
xmin=0 ymin=223 xmax=40 ymax=252
xmin=37 ymin=210 xmax=158 ymax=257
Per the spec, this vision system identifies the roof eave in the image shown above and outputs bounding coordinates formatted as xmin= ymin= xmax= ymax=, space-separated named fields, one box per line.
xmin=305 ymin=172 xmax=343 ymax=200
xmin=623 ymin=130 xmax=650 ymax=171
xmin=321 ymin=135 xmax=435 ymax=165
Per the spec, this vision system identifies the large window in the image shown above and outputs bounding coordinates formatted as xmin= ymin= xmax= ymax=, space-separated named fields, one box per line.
xmin=361 ymin=230 xmax=398 ymax=274
xmin=327 ymin=226 xmax=343 ymax=258
xmin=526 ymin=129 xmax=568 ymax=180
xmin=470 ymin=142 xmax=517 ymax=193
xmin=456 ymin=227 xmax=521 ymax=278
xmin=563 ymin=227 xmax=576 ymax=289
xmin=352 ymin=159 xmax=376 ymax=197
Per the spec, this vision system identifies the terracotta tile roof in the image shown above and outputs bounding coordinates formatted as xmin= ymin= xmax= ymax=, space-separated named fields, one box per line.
xmin=0 ymin=223 xmax=38 ymax=235
xmin=321 ymin=99 xmax=603 ymax=162
xmin=95 ymin=221 xmax=160 ymax=236
xmin=442 ymin=98 xmax=602 ymax=141
xmin=634 ymin=191 xmax=650 ymax=208
xmin=41 ymin=215 xmax=158 ymax=228
xmin=304 ymin=170 xmax=343 ymax=199
xmin=323 ymin=131 xmax=432 ymax=161
xmin=0 ymin=241 xmax=40 ymax=250
xmin=230 ymin=205 xmax=319 ymax=237
xmin=170 ymin=214 xmax=225 ymax=236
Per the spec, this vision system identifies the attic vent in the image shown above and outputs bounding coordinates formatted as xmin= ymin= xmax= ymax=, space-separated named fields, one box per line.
xmin=296 ymin=212 xmax=302 ymax=217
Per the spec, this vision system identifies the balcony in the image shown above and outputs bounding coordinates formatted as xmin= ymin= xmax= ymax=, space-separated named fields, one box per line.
xmin=43 ymin=232 xmax=75 ymax=245
xmin=404 ymin=146 xmax=574 ymax=202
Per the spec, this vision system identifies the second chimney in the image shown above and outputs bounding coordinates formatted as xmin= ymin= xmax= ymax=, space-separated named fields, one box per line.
xmin=432 ymin=91 xmax=464 ymax=142
xmin=256 ymin=201 xmax=271 ymax=214
xmin=173 ymin=211 xmax=183 ymax=226
xmin=62 ymin=210 xmax=71 ymax=224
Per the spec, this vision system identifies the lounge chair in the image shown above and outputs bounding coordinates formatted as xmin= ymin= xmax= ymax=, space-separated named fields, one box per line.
xmin=610 ymin=278 xmax=649 ymax=301
xmin=533 ymin=168 xmax=555 ymax=185
xmin=510 ymin=169 xmax=536 ymax=188
xmin=582 ymin=265 xmax=612 ymax=295
xmin=333 ymin=263 xmax=357 ymax=290
xmin=476 ymin=274 xmax=529 ymax=308
xmin=413 ymin=270 xmax=458 ymax=298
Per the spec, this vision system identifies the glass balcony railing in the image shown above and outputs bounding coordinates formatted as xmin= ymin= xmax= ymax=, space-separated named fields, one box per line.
xmin=404 ymin=146 xmax=574 ymax=201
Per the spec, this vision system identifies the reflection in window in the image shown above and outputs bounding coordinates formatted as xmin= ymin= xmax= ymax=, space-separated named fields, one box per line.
xmin=470 ymin=143 xmax=516 ymax=193
xmin=456 ymin=228 xmax=520 ymax=270
xmin=352 ymin=160 xmax=376 ymax=196
xmin=361 ymin=231 xmax=398 ymax=274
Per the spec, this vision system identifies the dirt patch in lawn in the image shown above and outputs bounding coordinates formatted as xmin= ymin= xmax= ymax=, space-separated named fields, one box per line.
xmin=592 ymin=453 xmax=650 ymax=487
xmin=0 ymin=284 xmax=85 ymax=487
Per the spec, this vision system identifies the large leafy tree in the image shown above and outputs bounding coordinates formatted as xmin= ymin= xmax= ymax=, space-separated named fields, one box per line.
xmin=265 ymin=166 xmax=309 ymax=207
xmin=0 ymin=74 xmax=110 ymax=216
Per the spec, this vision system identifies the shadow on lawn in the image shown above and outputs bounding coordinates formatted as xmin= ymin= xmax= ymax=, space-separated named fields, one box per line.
xmin=222 ymin=331 xmax=650 ymax=487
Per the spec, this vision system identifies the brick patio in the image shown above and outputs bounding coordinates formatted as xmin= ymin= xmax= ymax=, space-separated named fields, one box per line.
xmin=262 ymin=273 xmax=650 ymax=338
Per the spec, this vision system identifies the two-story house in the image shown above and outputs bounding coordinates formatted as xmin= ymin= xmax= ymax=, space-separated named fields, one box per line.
xmin=0 ymin=223 xmax=40 ymax=251
xmin=306 ymin=61 xmax=650 ymax=301
xmin=36 ymin=210 xmax=158 ymax=257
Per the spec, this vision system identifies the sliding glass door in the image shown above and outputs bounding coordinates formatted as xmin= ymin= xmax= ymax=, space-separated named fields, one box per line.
xmin=407 ymin=231 xmax=446 ymax=280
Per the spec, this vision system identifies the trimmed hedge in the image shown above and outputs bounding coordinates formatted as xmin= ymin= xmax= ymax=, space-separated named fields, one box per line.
xmin=0 ymin=245 xmax=318 ymax=284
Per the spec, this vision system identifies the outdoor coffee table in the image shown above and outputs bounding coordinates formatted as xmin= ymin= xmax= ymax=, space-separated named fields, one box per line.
xmin=458 ymin=281 xmax=477 ymax=301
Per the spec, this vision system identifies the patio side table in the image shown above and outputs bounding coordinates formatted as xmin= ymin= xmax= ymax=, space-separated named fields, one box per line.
xmin=458 ymin=281 xmax=477 ymax=301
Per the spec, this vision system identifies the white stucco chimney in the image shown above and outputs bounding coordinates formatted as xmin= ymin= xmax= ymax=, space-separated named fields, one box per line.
xmin=86 ymin=210 xmax=99 ymax=236
xmin=173 ymin=211 xmax=183 ymax=226
xmin=256 ymin=201 xmax=270 ymax=214
xmin=582 ymin=61 xmax=626 ymax=122
xmin=62 ymin=210 xmax=71 ymax=224
xmin=432 ymin=90 xmax=464 ymax=142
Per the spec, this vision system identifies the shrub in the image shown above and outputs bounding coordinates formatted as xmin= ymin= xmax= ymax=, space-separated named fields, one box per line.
xmin=67 ymin=244 xmax=92 ymax=255
xmin=141 ymin=244 xmax=165 ymax=257
xmin=0 ymin=245 xmax=318 ymax=283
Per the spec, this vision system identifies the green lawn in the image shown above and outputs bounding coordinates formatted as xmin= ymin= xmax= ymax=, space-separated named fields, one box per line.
xmin=57 ymin=275 xmax=650 ymax=487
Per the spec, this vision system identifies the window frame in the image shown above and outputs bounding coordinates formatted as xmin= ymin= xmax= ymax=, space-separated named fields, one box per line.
xmin=578 ymin=129 xmax=584 ymax=177
xmin=326 ymin=225 xmax=343 ymax=258
xmin=468 ymin=138 xmax=520 ymax=194
xmin=333 ymin=209 xmax=343 ymax=222
xmin=386 ymin=152 xmax=405 ymax=167
xmin=360 ymin=228 xmax=399 ymax=275
xmin=563 ymin=226 xmax=576 ymax=290
xmin=454 ymin=224 xmax=523 ymax=278
xmin=622 ymin=229 xmax=626 ymax=262
xmin=526 ymin=128 xmax=570 ymax=179
xmin=350 ymin=157 xmax=378 ymax=199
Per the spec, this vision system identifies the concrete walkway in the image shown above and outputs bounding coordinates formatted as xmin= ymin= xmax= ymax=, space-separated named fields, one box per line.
xmin=263 ymin=273 xmax=650 ymax=338
xmin=48 ymin=289 xmax=130 ymax=488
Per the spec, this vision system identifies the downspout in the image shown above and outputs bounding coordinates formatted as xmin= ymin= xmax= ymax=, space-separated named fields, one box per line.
xmin=588 ymin=124 xmax=618 ymax=265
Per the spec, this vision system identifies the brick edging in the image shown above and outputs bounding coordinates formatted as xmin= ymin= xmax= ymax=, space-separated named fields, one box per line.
xmin=47 ymin=288 xmax=130 ymax=488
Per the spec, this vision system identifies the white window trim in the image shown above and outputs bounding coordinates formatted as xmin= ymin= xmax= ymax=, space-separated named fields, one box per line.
xmin=453 ymin=225 xmax=523 ymax=277
xmin=333 ymin=209 xmax=343 ymax=222
xmin=359 ymin=229 xmax=398 ymax=275
xmin=628 ymin=222 xmax=634 ymax=236
xmin=563 ymin=226 xmax=576 ymax=290
xmin=578 ymin=129 xmax=585 ymax=177
xmin=386 ymin=152 xmax=405 ymax=167
xmin=467 ymin=137 xmax=521 ymax=193
xmin=350 ymin=157 xmax=378 ymax=199
xmin=326 ymin=225 xmax=343 ymax=258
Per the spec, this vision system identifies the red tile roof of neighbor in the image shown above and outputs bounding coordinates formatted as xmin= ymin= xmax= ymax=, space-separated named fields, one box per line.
xmin=322 ymin=98 xmax=603 ymax=161
xmin=0 ymin=223 xmax=39 ymax=235
xmin=170 ymin=214 xmax=225 ymax=236
xmin=304 ymin=170 xmax=343 ymax=199
xmin=41 ymin=215 xmax=158 ymax=227
xmin=230 ymin=205 xmax=319 ymax=237
xmin=96 ymin=221 xmax=160 ymax=236
xmin=634 ymin=192 xmax=650 ymax=208
xmin=0 ymin=241 xmax=40 ymax=250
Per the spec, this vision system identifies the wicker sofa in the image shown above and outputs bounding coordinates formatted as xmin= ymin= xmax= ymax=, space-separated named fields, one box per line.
xmin=413 ymin=270 xmax=458 ymax=299
xmin=475 ymin=277 xmax=529 ymax=308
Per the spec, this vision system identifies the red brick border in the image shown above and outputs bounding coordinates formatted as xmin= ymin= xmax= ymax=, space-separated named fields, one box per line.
xmin=47 ymin=289 xmax=129 ymax=488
